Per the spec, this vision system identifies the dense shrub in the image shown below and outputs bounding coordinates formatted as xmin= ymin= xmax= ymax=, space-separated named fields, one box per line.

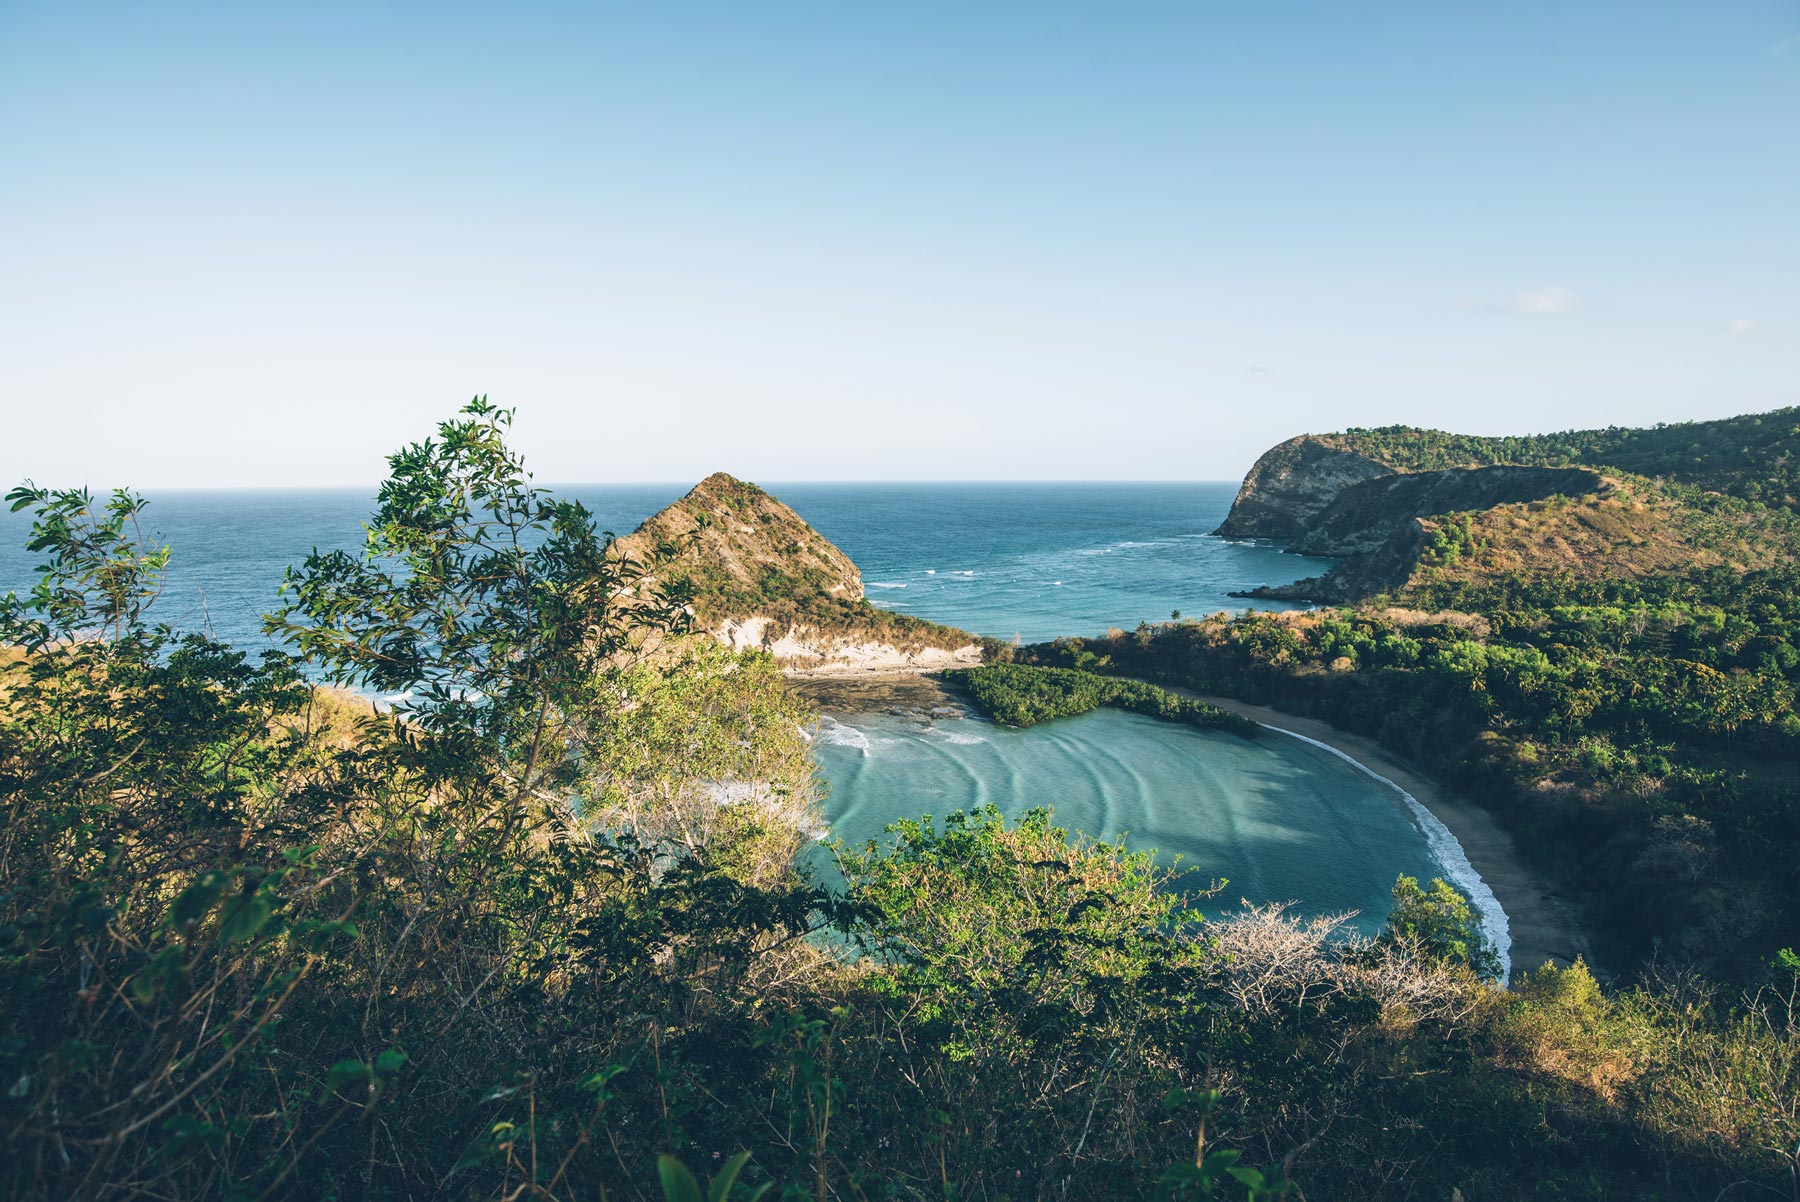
xmin=946 ymin=663 xmax=1258 ymax=736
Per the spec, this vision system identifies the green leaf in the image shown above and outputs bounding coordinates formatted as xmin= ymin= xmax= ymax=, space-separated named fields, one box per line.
xmin=1200 ymin=1149 xmax=1242 ymax=1176
xmin=657 ymin=1154 xmax=704 ymax=1202
xmin=218 ymin=886 xmax=276 ymax=943
xmin=323 ymin=1059 xmax=370 ymax=1096
xmin=164 ymin=870 xmax=229 ymax=929
xmin=708 ymin=1151 xmax=753 ymax=1202
xmin=580 ymin=1063 xmax=627 ymax=1098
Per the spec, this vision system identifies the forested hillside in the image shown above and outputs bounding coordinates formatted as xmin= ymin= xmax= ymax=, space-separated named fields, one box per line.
xmin=1328 ymin=406 xmax=1800 ymax=512
xmin=1020 ymin=566 xmax=1800 ymax=976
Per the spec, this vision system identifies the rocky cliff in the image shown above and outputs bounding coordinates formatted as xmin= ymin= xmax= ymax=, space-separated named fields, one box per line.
xmin=615 ymin=473 xmax=984 ymax=672
xmin=1221 ymin=429 xmax=1797 ymax=602
xmin=1213 ymin=437 xmax=1390 ymax=541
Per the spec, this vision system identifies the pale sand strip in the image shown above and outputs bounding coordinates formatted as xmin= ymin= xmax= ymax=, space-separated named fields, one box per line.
xmin=1182 ymin=692 xmax=1595 ymax=979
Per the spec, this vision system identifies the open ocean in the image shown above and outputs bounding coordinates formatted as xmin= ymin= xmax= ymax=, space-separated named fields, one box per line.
xmin=0 ymin=481 xmax=1326 ymax=648
xmin=0 ymin=482 xmax=1494 ymax=953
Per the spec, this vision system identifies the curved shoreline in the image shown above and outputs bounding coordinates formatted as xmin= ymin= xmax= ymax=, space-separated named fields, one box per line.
xmin=1180 ymin=691 xmax=1593 ymax=981
xmin=790 ymin=668 xmax=1594 ymax=982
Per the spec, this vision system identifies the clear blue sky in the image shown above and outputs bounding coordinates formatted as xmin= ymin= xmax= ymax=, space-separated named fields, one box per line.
xmin=1 ymin=2 xmax=1795 ymax=487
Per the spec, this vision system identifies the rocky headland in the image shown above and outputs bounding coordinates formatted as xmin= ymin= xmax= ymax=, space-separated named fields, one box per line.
xmin=1218 ymin=419 xmax=1799 ymax=602
xmin=616 ymin=472 xmax=986 ymax=673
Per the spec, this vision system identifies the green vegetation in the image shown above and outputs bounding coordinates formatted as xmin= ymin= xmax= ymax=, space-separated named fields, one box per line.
xmin=1327 ymin=406 xmax=1800 ymax=512
xmin=947 ymin=663 xmax=1257 ymax=736
xmin=1019 ymin=565 xmax=1800 ymax=974
xmin=1415 ymin=479 xmax=1800 ymax=583
xmin=621 ymin=472 xmax=985 ymax=657
xmin=3 ymin=402 xmax=1797 ymax=1200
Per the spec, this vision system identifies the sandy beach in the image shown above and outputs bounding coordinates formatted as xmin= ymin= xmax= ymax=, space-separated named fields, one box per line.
xmin=1164 ymin=690 xmax=1593 ymax=978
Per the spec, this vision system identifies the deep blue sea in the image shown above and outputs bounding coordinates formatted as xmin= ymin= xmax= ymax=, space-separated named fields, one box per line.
xmin=0 ymin=482 xmax=1328 ymax=649
xmin=0 ymin=483 xmax=1495 ymax=955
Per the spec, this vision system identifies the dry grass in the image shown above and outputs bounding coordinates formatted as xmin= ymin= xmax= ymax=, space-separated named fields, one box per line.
xmin=1409 ymin=483 xmax=1797 ymax=595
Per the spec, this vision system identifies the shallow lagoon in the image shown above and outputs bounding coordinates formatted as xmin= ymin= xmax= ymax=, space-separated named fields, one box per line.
xmin=812 ymin=704 xmax=1448 ymax=940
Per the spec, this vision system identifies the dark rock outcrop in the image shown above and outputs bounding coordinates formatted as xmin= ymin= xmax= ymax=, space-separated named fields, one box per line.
xmin=1213 ymin=437 xmax=1390 ymax=541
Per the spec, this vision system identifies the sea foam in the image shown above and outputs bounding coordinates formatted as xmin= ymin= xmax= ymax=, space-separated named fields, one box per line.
xmin=816 ymin=717 xmax=875 ymax=757
xmin=1260 ymin=725 xmax=1513 ymax=983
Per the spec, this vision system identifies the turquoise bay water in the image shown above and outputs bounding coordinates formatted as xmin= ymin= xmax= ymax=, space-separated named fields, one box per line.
xmin=813 ymin=706 xmax=1446 ymax=939
xmin=0 ymin=482 xmax=1481 ymax=945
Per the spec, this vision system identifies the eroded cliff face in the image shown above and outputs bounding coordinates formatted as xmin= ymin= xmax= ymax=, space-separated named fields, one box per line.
xmin=714 ymin=616 xmax=984 ymax=675
xmin=1219 ymin=438 xmax=1619 ymax=600
xmin=1213 ymin=437 xmax=1391 ymax=541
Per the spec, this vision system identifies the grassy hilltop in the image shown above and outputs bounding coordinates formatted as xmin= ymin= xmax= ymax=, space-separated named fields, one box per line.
xmin=615 ymin=470 xmax=981 ymax=657
xmin=1325 ymin=406 xmax=1800 ymax=512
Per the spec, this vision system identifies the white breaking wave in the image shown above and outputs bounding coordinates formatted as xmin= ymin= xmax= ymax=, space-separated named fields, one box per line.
xmin=959 ymin=570 xmax=975 ymax=576
xmin=925 ymin=569 xmax=936 ymax=575
xmin=927 ymin=727 xmax=987 ymax=745
xmin=816 ymin=717 xmax=874 ymax=757
xmin=1078 ymin=539 xmax=1168 ymax=557
xmin=1259 ymin=724 xmax=1513 ymax=984
xmin=868 ymin=581 xmax=908 ymax=589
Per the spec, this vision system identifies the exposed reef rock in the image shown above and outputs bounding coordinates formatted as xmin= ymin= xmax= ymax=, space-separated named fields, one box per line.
xmin=616 ymin=472 xmax=984 ymax=671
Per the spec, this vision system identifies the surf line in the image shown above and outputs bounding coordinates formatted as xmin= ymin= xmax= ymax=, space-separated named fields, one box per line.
xmin=1253 ymin=721 xmax=1513 ymax=984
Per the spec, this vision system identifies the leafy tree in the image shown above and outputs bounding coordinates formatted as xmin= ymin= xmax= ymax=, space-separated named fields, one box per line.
xmin=1379 ymin=876 xmax=1502 ymax=980
xmin=268 ymin=396 xmax=692 ymax=793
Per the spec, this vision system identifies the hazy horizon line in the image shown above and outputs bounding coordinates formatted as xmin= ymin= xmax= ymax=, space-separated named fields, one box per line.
xmin=4 ymin=478 xmax=1251 ymax=494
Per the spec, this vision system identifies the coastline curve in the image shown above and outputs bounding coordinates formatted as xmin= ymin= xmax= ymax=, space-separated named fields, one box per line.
xmin=1256 ymin=722 xmax=1512 ymax=982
